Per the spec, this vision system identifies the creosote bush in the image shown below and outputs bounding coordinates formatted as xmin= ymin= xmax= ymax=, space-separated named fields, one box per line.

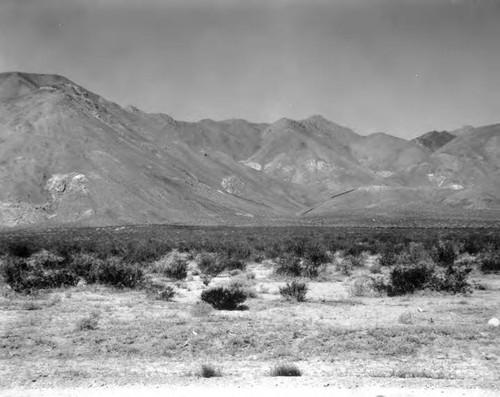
xmin=0 ymin=250 xmax=143 ymax=293
xmin=378 ymin=261 xmax=472 ymax=296
xmin=1 ymin=251 xmax=78 ymax=293
xmin=197 ymin=253 xmax=225 ymax=277
xmin=200 ymin=285 xmax=247 ymax=310
xmin=163 ymin=256 xmax=188 ymax=280
xmin=279 ymin=280 xmax=308 ymax=302
xmin=270 ymin=363 xmax=302 ymax=377
xmin=430 ymin=241 xmax=457 ymax=267
xmin=478 ymin=252 xmax=500 ymax=273
xmin=93 ymin=257 xmax=143 ymax=289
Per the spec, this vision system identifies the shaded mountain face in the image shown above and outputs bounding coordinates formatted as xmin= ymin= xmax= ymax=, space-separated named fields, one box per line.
xmin=0 ymin=72 xmax=499 ymax=227
xmin=411 ymin=130 xmax=456 ymax=152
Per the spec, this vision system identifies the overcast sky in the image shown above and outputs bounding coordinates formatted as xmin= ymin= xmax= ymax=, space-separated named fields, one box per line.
xmin=1 ymin=0 xmax=500 ymax=138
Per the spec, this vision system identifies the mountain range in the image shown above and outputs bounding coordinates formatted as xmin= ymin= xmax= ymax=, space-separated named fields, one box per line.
xmin=0 ymin=72 xmax=499 ymax=228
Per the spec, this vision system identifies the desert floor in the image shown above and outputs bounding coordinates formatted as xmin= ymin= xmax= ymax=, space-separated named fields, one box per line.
xmin=1 ymin=259 xmax=499 ymax=394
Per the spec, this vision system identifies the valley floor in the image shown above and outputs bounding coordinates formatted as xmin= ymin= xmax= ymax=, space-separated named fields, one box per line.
xmin=1 ymin=261 xmax=499 ymax=394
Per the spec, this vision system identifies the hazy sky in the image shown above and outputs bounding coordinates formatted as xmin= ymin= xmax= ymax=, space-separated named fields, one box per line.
xmin=1 ymin=0 xmax=500 ymax=138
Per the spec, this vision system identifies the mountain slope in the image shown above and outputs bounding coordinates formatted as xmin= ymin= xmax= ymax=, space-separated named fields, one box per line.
xmin=243 ymin=117 xmax=375 ymax=196
xmin=411 ymin=130 xmax=456 ymax=152
xmin=0 ymin=72 xmax=309 ymax=226
xmin=1 ymin=71 xmax=499 ymax=227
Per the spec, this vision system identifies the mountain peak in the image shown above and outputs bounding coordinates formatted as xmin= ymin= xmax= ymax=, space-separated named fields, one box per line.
xmin=304 ymin=114 xmax=329 ymax=123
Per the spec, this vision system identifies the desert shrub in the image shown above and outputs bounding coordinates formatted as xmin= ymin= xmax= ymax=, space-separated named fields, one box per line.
xmin=219 ymin=241 xmax=252 ymax=260
xmin=378 ymin=248 xmax=397 ymax=267
xmin=386 ymin=262 xmax=436 ymax=296
xmin=93 ymin=257 xmax=143 ymax=289
xmin=336 ymin=254 xmax=363 ymax=276
xmin=397 ymin=242 xmax=430 ymax=265
xmin=77 ymin=311 xmax=100 ymax=331
xmin=1 ymin=251 xmax=79 ymax=293
xmin=282 ymin=237 xmax=308 ymax=257
xmin=3 ymin=241 xmax=39 ymax=258
xmin=478 ymin=252 xmax=500 ymax=273
xmin=201 ymin=285 xmax=247 ymax=310
xmin=275 ymin=254 xmax=302 ymax=277
xmin=162 ymin=256 xmax=188 ymax=280
xmin=270 ymin=363 xmax=302 ymax=377
xmin=199 ymin=364 xmax=222 ymax=378
xmin=119 ymin=239 xmax=172 ymax=264
xmin=77 ymin=316 xmax=99 ymax=331
xmin=398 ymin=311 xmax=414 ymax=325
xmin=430 ymin=241 xmax=457 ymax=267
xmin=343 ymin=244 xmax=366 ymax=257
xmin=217 ymin=255 xmax=246 ymax=272
xmin=349 ymin=276 xmax=375 ymax=297
xmin=279 ymin=280 xmax=308 ymax=302
xmin=156 ymin=285 xmax=176 ymax=301
xmin=263 ymin=240 xmax=283 ymax=260
xmin=226 ymin=276 xmax=258 ymax=298
xmin=460 ymin=234 xmax=485 ymax=255
xmin=432 ymin=265 xmax=472 ymax=294
xmin=197 ymin=253 xmax=225 ymax=277
xmin=380 ymin=261 xmax=472 ymax=296
xmin=302 ymin=242 xmax=329 ymax=277
xmin=144 ymin=280 xmax=176 ymax=301
xmin=190 ymin=301 xmax=214 ymax=317
xmin=69 ymin=253 xmax=102 ymax=284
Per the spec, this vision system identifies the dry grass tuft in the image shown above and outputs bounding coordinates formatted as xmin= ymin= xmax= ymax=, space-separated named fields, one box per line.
xmin=199 ymin=363 xmax=222 ymax=378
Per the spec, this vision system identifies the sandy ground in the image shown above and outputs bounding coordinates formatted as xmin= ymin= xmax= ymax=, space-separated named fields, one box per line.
xmin=1 ymin=385 xmax=499 ymax=397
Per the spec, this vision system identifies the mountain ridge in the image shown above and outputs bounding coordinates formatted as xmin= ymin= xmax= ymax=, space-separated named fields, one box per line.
xmin=1 ymin=72 xmax=499 ymax=227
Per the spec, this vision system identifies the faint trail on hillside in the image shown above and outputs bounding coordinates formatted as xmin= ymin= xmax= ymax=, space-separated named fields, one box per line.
xmin=299 ymin=189 xmax=356 ymax=216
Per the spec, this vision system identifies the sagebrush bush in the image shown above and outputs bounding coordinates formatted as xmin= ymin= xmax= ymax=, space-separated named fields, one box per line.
xmin=279 ymin=280 xmax=308 ymax=302
xmin=201 ymin=285 xmax=247 ymax=310
xmin=270 ymin=363 xmax=302 ymax=377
